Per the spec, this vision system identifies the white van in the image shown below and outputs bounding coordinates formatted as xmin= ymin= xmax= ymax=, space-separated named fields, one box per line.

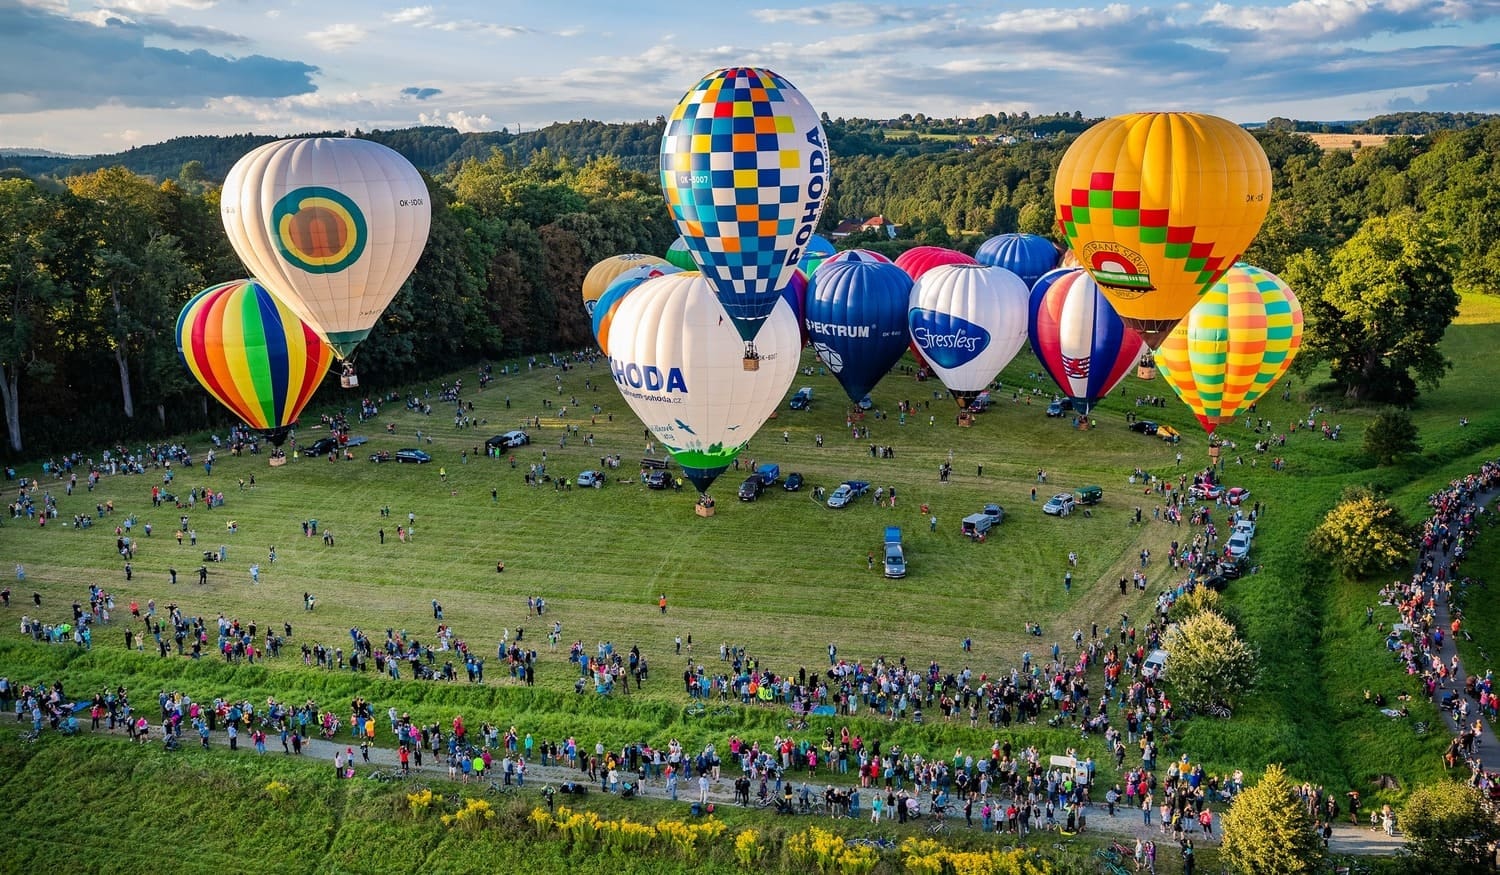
xmin=1142 ymin=649 xmax=1169 ymax=680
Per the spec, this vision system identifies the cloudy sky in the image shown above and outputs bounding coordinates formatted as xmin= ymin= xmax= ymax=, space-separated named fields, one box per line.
xmin=2 ymin=0 xmax=1498 ymax=154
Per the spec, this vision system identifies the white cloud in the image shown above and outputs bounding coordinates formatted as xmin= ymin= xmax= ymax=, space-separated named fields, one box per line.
xmin=307 ymin=23 xmax=368 ymax=51
xmin=112 ymin=0 xmax=218 ymax=11
xmin=386 ymin=6 xmax=434 ymax=26
xmin=419 ymin=109 xmax=494 ymax=132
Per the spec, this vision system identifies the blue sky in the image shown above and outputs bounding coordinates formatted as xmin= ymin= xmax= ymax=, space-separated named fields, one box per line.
xmin=2 ymin=0 xmax=1498 ymax=154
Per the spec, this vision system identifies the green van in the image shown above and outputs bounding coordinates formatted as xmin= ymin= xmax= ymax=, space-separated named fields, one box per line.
xmin=1075 ymin=485 xmax=1103 ymax=505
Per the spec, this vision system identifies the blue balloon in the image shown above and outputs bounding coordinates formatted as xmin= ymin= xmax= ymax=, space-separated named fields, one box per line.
xmin=798 ymin=234 xmax=836 ymax=275
xmin=975 ymin=233 xmax=1060 ymax=288
xmin=805 ymin=259 xmax=914 ymax=403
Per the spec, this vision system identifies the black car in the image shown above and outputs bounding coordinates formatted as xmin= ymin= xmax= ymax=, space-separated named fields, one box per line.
xmin=306 ymin=437 xmax=339 ymax=456
xmin=1128 ymin=420 xmax=1159 ymax=435
xmin=783 ymin=472 xmax=804 ymax=492
xmin=645 ymin=470 xmax=671 ymax=489
xmin=737 ymin=477 xmax=763 ymax=501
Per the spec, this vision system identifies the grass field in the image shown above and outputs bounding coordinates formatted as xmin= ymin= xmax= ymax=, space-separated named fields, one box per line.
xmin=3 ymin=292 xmax=1500 ymax=870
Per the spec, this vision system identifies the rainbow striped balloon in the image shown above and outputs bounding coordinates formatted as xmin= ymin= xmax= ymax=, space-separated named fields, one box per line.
xmin=176 ymin=279 xmax=333 ymax=438
xmin=1155 ymin=263 xmax=1302 ymax=434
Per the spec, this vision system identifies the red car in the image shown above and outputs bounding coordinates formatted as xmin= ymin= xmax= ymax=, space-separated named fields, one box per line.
xmin=1226 ymin=487 xmax=1251 ymax=506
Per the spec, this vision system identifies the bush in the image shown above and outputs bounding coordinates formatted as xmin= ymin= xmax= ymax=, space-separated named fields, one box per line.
xmin=1363 ymin=408 xmax=1421 ymax=466
xmin=1402 ymin=781 xmax=1500 ymax=873
xmin=1307 ymin=485 xmax=1410 ymax=580
xmin=1164 ymin=610 xmax=1257 ymax=709
xmin=1221 ymin=763 xmax=1325 ymax=874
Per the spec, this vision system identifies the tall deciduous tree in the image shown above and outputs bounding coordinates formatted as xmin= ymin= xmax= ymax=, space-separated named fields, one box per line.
xmin=1220 ymin=764 xmax=1325 ymax=875
xmin=1284 ymin=210 xmax=1458 ymax=403
xmin=0 ymin=179 xmax=78 ymax=452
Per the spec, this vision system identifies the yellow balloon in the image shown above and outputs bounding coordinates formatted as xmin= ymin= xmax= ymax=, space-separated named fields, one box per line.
xmin=1155 ymin=263 xmax=1303 ymax=434
xmin=582 ymin=254 xmax=670 ymax=316
xmin=1054 ymin=113 xmax=1272 ymax=347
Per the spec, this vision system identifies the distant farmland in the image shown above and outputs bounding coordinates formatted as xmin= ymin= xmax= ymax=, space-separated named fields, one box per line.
xmin=1305 ymin=132 xmax=1399 ymax=151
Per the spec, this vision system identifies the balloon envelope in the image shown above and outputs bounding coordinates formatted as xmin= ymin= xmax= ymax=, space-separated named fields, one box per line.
xmin=660 ymin=67 xmax=829 ymax=345
xmin=976 ymin=233 xmax=1061 ymax=288
xmin=1053 ymin=112 xmax=1272 ymax=346
xmin=665 ymin=237 xmax=697 ymax=271
xmin=583 ymin=254 xmax=670 ymax=316
xmin=908 ymin=264 xmax=1030 ymax=407
xmin=798 ymin=234 xmax=836 ymax=275
xmin=821 ymin=248 xmax=892 ymax=269
xmin=895 ymin=246 xmax=977 ymax=282
xmin=176 ymin=279 xmax=334 ymax=443
xmin=592 ymin=264 xmax=684 ymax=355
xmin=779 ymin=269 xmax=810 ymax=347
xmin=806 ymin=259 xmax=914 ymax=403
xmin=221 ymin=137 xmax=432 ymax=358
xmin=607 ymin=273 xmax=800 ymax=492
xmin=1028 ymin=268 xmax=1145 ymax=414
xmin=1155 ymin=263 xmax=1304 ymax=434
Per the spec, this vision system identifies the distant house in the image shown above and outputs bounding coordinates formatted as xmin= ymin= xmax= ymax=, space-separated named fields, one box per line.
xmin=831 ymin=215 xmax=899 ymax=240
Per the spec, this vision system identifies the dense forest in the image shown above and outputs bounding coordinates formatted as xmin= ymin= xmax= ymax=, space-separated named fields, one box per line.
xmin=3 ymin=115 xmax=1500 ymax=455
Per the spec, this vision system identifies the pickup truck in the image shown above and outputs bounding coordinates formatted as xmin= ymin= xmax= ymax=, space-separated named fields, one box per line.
xmin=883 ymin=526 xmax=906 ymax=578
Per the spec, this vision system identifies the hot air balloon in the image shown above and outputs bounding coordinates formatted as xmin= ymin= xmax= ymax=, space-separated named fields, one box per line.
xmin=1155 ymin=263 xmax=1303 ymax=434
xmin=908 ymin=264 xmax=1030 ymax=408
xmin=176 ymin=279 xmax=334 ymax=445
xmin=607 ymin=273 xmax=800 ymax=494
xmin=592 ymin=264 xmax=685 ymax=355
xmin=821 ymin=248 xmax=892 ymax=269
xmin=660 ymin=67 xmax=828 ymax=367
xmin=779 ymin=269 xmax=810 ymax=347
xmin=894 ymin=246 xmax=977 ymax=282
xmin=798 ymin=234 xmax=836 ymax=275
xmin=220 ymin=137 xmax=432 ymax=363
xmin=976 ymin=233 xmax=1061 ymax=288
xmin=582 ymin=254 xmax=670 ymax=316
xmin=1028 ymin=268 xmax=1145 ymax=414
xmin=806 ymin=259 xmax=914 ymax=403
xmin=1053 ymin=112 xmax=1272 ymax=346
xmin=665 ymin=237 xmax=697 ymax=271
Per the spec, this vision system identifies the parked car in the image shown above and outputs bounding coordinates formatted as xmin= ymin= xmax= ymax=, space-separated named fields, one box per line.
xmin=783 ymin=472 xmax=804 ymax=492
xmin=1226 ymin=486 xmax=1251 ymax=506
xmin=487 ymin=430 xmax=530 ymax=449
xmin=857 ymin=395 xmax=874 ymax=410
xmin=788 ymin=387 xmax=813 ymax=410
xmin=306 ymin=437 xmax=339 ymax=456
xmin=1127 ymin=420 xmax=1159 ymax=435
xmin=1217 ymin=556 xmax=1249 ymax=580
xmin=982 ymin=503 xmax=1005 ymax=523
xmin=1232 ymin=518 xmax=1257 ymax=540
xmin=1046 ymin=398 xmax=1074 ymax=417
xmin=826 ymin=480 xmax=870 ymax=508
xmin=883 ymin=526 xmax=906 ymax=579
xmin=737 ymin=477 xmax=764 ymax=501
xmin=1225 ymin=531 xmax=1252 ymax=559
xmin=1074 ymin=485 xmax=1103 ymax=506
xmin=968 ymin=391 xmax=993 ymax=413
xmin=576 ymin=470 xmax=606 ymax=488
xmin=645 ymin=469 xmax=672 ymax=489
xmin=395 ymin=448 xmax=431 ymax=464
xmin=1042 ymin=493 xmax=1076 ymax=516
xmin=1189 ymin=482 xmax=1223 ymax=500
